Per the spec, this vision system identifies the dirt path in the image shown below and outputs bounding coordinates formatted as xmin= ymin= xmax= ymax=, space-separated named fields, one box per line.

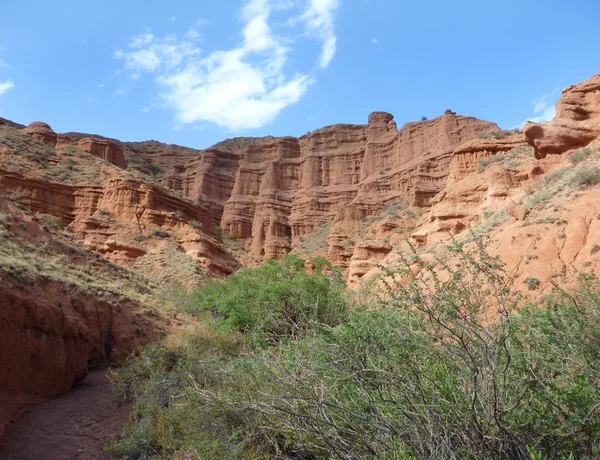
xmin=0 ymin=371 xmax=130 ymax=460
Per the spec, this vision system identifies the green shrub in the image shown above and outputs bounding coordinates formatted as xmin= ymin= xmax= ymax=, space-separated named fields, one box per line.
xmin=150 ymin=164 xmax=164 ymax=176
xmin=524 ymin=276 xmax=541 ymax=290
xmin=188 ymin=219 xmax=202 ymax=230
xmin=310 ymin=256 xmax=331 ymax=273
xmin=574 ymin=166 xmax=600 ymax=189
xmin=40 ymin=213 xmax=62 ymax=229
xmin=188 ymin=254 xmax=348 ymax=343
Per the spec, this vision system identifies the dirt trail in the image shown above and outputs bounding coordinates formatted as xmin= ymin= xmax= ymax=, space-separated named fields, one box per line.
xmin=0 ymin=371 xmax=129 ymax=460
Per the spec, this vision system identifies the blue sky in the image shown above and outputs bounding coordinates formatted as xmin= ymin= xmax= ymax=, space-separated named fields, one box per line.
xmin=0 ymin=0 xmax=599 ymax=149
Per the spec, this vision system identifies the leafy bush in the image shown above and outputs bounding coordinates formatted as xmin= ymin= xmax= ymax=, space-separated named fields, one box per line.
xmin=150 ymin=164 xmax=164 ymax=176
xmin=109 ymin=241 xmax=600 ymax=459
xmin=40 ymin=213 xmax=62 ymax=229
xmin=310 ymin=256 xmax=331 ymax=272
xmin=188 ymin=254 xmax=348 ymax=344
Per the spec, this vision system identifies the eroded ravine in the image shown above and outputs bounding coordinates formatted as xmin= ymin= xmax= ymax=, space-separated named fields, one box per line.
xmin=0 ymin=371 xmax=128 ymax=460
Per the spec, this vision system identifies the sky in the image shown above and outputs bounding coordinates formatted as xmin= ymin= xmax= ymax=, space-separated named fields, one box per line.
xmin=0 ymin=0 xmax=599 ymax=149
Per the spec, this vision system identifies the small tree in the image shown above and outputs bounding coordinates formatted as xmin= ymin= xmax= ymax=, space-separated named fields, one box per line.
xmin=189 ymin=254 xmax=348 ymax=343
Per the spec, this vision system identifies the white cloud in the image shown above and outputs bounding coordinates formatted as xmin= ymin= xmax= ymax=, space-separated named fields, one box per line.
xmin=371 ymin=37 xmax=379 ymax=45
xmin=168 ymin=16 xmax=177 ymax=23
xmin=115 ymin=33 xmax=201 ymax=79
xmin=0 ymin=81 xmax=14 ymax=97
xmin=302 ymin=0 xmax=340 ymax=68
xmin=113 ymin=88 xmax=129 ymax=96
xmin=0 ymin=59 xmax=9 ymax=69
xmin=115 ymin=0 xmax=339 ymax=131
xmin=524 ymin=92 xmax=557 ymax=124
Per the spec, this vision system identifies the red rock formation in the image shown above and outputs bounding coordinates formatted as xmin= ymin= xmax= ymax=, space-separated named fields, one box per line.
xmin=325 ymin=111 xmax=498 ymax=266
xmin=524 ymin=72 xmax=600 ymax=158
xmin=0 ymin=167 xmax=239 ymax=275
xmin=348 ymin=240 xmax=392 ymax=287
xmin=76 ymin=138 xmax=127 ymax=169
xmin=217 ymin=111 xmax=495 ymax=261
xmin=412 ymin=136 xmax=534 ymax=244
xmin=448 ymin=135 xmax=527 ymax=182
xmin=23 ymin=122 xmax=57 ymax=146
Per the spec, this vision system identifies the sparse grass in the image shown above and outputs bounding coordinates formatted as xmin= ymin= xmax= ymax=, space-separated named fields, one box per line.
xmin=149 ymin=228 xmax=170 ymax=239
xmin=569 ymin=147 xmax=592 ymax=165
xmin=0 ymin=225 xmax=155 ymax=303
xmin=536 ymin=215 xmax=557 ymax=224
xmin=132 ymin=241 xmax=207 ymax=290
xmin=520 ymin=143 xmax=600 ymax=209
xmin=477 ymin=155 xmax=504 ymax=172
xmin=462 ymin=209 xmax=510 ymax=242
xmin=0 ymin=213 xmax=12 ymax=228
xmin=223 ymin=233 xmax=245 ymax=252
xmin=574 ymin=167 xmax=600 ymax=189
xmin=520 ymin=166 xmax=572 ymax=209
xmin=293 ymin=221 xmax=332 ymax=256
xmin=477 ymin=128 xmax=521 ymax=139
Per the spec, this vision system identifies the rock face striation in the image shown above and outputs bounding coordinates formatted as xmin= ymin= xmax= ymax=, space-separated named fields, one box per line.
xmin=76 ymin=138 xmax=127 ymax=169
xmin=107 ymin=111 xmax=495 ymax=263
xmin=209 ymin=111 xmax=495 ymax=260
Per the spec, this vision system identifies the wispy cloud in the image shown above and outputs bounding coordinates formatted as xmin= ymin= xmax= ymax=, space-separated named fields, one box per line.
xmin=524 ymin=92 xmax=557 ymax=124
xmin=371 ymin=37 xmax=379 ymax=45
xmin=0 ymin=59 xmax=9 ymax=69
xmin=302 ymin=0 xmax=340 ymax=68
xmin=113 ymin=88 xmax=129 ymax=96
xmin=168 ymin=16 xmax=177 ymax=23
xmin=0 ymin=81 xmax=14 ymax=97
xmin=115 ymin=33 xmax=200 ymax=79
xmin=115 ymin=0 xmax=340 ymax=131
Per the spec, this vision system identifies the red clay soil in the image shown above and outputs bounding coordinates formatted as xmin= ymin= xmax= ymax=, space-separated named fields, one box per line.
xmin=0 ymin=371 xmax=129 ymax=460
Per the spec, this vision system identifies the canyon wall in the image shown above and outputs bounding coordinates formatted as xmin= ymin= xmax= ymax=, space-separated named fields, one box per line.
xmin=213 ymin=112 xmax=495 ymax=260
xmin=101 ymin=110 xmax=496 ymax=263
